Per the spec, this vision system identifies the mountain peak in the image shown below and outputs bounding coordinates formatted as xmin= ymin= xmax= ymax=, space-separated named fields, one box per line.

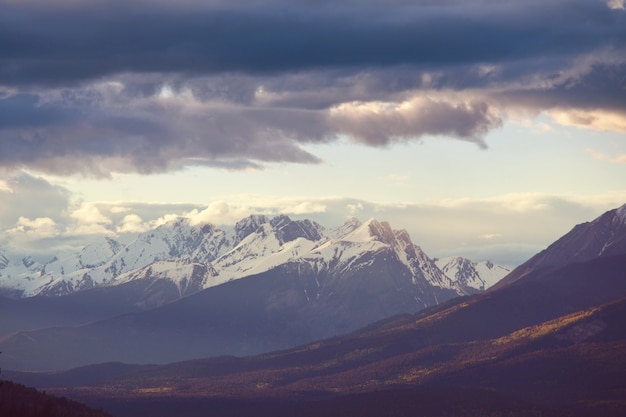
xmin=367 ymin=218 xmax=393 ymax=240
xmin=612 ymin=203 xmax=626 ymax=225
xmin=343 ymin=218 xmax=385 ymax=243
xmin=0 ymin=213 xmax=508 ymax=301
xmin=496 ymin=203 xmax=626 ymax=288
xmin=270 ymin=216 xmax=323 ymax=244
xmin=436 ymin=256 xmax=509 ymax=291
xmin=328 ymin=218 xmax=363 ymax=240
xmin=234 ymin=214 xmax=270 ymax=242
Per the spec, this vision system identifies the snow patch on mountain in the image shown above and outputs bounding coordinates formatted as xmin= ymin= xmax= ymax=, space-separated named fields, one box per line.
xmin=216 ymin=222 xmax=308 ymax=281
xmin=612 ymin=203 xmax=626 ymax=225
xmin=327 ymin=217 xmax=362 ymax=240
xmin=114 ymin=260 xmax=216 ymax=296
xmin=435 ymin=257 xmax=510 ymax=291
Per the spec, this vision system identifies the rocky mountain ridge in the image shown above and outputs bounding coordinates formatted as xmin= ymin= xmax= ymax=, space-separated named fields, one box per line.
xmin=0 ymin=215 xmax=507 ymax=300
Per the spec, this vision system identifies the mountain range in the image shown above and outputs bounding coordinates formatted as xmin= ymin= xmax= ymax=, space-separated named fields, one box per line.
xmin=1 ymin=215 xmax=506 ymax=299
xmin=0 ymin=215 xmax=508 ymax=371
xmin=4 ymin=203 xmax=626 ymax=417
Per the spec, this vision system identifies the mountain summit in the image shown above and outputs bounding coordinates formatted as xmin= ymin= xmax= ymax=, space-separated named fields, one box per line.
xmin=496 ymin=203 xmax=626 ymax=288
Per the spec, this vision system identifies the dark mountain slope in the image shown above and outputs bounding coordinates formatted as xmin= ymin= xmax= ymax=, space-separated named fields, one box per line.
xmin=0 ymin=275 xmax=202 ymax=339
xmin=7 ymin=251 xmax=626 ymax=415
xmin=1 ymin=253 xmax=456 ymax=371
xmin=14 ymin=253 xmax=625 ymax=395
xmin=427 ymin=297 xmax=626 ymax=416
xmin=497 ymin=203 xmax=626 ymax=287
xmin=22 ymin=294 xmax=626 ymax=417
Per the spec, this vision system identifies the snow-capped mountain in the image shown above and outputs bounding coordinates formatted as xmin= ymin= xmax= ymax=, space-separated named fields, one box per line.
xmin=0 ymin=248 xmax=46 ymax=298
xmin=0 ymin=215 xmax=505 ymax=300
xmin=3 ymin=207 xmax=625 ymax=371
xmin=435 ymin=257 xmax=510 ymax=292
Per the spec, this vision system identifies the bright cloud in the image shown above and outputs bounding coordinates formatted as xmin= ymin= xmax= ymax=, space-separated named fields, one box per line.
xmin=116 ymin=214 xmax=150 ymax=234
xmin=110 ymin=206 xmax=131 ymax=214
xmin=70 ymin=203 xmax=112 ymax=225
xmin=186 ymin=201 xmax=253 ymax=226
xmin=279 ymin=201 xmax=327 ymax=215
xmin=346 ymin=203 xmax=364 ymax=217
xmin=550 ymin=109 xmax=626 ymax=133
xmin=66 ymin=223 xmax=115 ymax=237
xmin=7 ymin=216 xmax=59 ymax=239
xmin=0 ymin=180 xmax=12 ymax=193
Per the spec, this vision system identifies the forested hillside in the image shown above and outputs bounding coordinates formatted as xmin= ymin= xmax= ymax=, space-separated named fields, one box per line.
xmin=0 ymin=380 xmax=112 ymax=417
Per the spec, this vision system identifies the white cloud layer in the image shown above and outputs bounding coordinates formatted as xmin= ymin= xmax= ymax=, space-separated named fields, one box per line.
xmin=7 ymin=216 xmax=59 ymax=239
xmin=1 ymin=172 xmax=624 ymax=266
xmin=70 ymin=203 xmax=112 ymax=225
xmin=550 ymin=109 xmax=626 ymax=133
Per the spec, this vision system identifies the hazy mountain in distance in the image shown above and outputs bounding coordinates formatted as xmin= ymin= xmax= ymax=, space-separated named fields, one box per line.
xmin=435 ymin=256 xmax=510 ymax=292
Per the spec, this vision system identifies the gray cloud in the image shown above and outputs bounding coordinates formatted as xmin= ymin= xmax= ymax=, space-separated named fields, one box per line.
xmin=0 ymin=87 xmax=325 ymax=176
xmin=0 ymin=173 xmax=72 ymax=229
xmin=0 ymin=0 xmax=624 ymax=176
xmin=1 ymin=1 xmax=622 ymax=86
xmin=497 ymin=62 xmax=626 ymax=112
xmin=328 ymin=98 xmax=500 ymax=147
xmin=0 ymin=81 xmax=502 ymax=175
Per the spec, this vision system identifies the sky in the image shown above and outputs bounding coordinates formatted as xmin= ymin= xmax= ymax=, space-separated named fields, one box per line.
xmin=1 ymin=0 xmax=625 ymax=267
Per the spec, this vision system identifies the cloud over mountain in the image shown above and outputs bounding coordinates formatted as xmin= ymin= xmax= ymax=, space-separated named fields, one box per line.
xmin=2 ymin=172 xmax=624 ymax=266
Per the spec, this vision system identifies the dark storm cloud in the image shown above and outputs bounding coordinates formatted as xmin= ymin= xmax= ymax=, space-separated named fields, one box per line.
xmin=0 ymin=92 xmax=324 ymax=176
xmin=498 ymin=63 xmax=626 ymax=111
xmin=0 ymin=94 xmax=82 ymax=128
xmin=1 ymin=0 xmax=623 ymax=86
xmin=0 ymin=0 xmax=624 ymax=176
